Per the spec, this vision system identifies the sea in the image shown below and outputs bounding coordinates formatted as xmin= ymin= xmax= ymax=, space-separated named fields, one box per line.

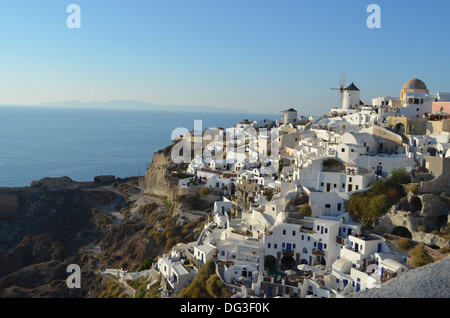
xmin=0 ymin=106 xmax=279 ymax=187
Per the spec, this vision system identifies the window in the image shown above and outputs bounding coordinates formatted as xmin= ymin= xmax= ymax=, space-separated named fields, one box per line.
xmin=324 ymin=244 xmax=327 ymax=249
xmin=301 ymin=235 xmax=304 ymax=240
xmin=341 ymin=148 xmax=345 ymax=152
xmin=274 ymin=244 xmax=277 ymax=249
xmin=337 ymin=203 xmax=342 ymax=211
xmin=333 ymin=183 xmax=337 ymax=188
xmin=293 ymin=244 xmax=296 ymax=249
xmin=314 ymin=242 xmax=316 ymax=247
xmin=342 ymin=183 xmax=345 ymax=188
xmin=317 ymin=225 xmax=320 ymax=231
xmin=325 ymin=204 xmax=331 ymax=209
xmin=283 ymin=229 xmax=286 ymax=235
xmin=268 ymin=243 xmax=271 ymax=248
xmin=282 ymin=243 xmax=285 ymax=248
xmin=325 ymin=228 xmax=328 ymax=234
xmin=292 ymin=230 xmax=296 ymax=236
xmin=355 ymin=185 xmax=359 ymax=190
xmin=321 ymin=182 xmax=324 ymax=187
xmin=349 ymin=177 xmax=352 ymax=182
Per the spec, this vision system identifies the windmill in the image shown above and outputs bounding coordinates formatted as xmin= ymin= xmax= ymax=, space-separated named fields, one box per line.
xmin=330 ymin=71 xmax=346 ymax=108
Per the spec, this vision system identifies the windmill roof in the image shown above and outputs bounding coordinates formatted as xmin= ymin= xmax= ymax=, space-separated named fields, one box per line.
xmin=345 ymin=82 xmax=360 ymax=91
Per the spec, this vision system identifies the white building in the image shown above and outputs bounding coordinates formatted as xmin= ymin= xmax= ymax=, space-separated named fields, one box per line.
xmin=156 ymin=249 xmax=198 ymax=295
xmin=194 ymin=243 xmax=217 ymax=265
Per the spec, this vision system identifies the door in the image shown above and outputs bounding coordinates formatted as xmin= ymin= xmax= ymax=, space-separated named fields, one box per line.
xmin=267 ymin=286 xmax=273 ymax=297
xmin=356 ymin=283 xmax=361 ymax=292
xmin=286 ymin=243 xmax=292 ymax=252
xmin=326 ymin=183 xmax=331 ymax=192
xmin=348 ymin=184 xmax=353 ymax=192
xmin=354 ymin=243 xmax=359 ymax=252
xmin=377 ymin=243 xmax=382 ymax=253
xmin=376 ymin=165 xmax=382 ymax=176
xmin=318 ymin=243 xmax=323 ymax=251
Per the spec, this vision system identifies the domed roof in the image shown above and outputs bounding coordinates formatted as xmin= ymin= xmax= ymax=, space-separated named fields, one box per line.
xmin=402 ymin=78 xmax=428 ymax=91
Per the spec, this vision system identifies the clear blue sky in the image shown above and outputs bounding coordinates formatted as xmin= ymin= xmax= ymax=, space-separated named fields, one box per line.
xmin=0 ymin=0 xmax=449 ymax=115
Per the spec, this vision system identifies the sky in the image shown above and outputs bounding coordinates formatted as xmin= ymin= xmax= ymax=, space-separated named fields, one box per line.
xmin=0 ymin=0 xmax=449 ymax=115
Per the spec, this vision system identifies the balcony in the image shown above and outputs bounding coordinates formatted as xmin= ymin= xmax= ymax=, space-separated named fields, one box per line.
xmin=312 ymin=249 xmax=325 ymax=257
xmin=336 ymin=236 xmax=346 ymax=245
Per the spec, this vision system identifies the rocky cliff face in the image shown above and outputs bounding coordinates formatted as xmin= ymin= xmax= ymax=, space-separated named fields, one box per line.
xmin=139 ymin=142 xmax=188 ymax=201
xmin=374 ymin=192 xmax=449 ymax=248
xmin=0 ymin=174 xmax=204 ymax=298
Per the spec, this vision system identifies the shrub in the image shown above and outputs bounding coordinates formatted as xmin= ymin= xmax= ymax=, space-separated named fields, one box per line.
xmin=138 ymin=202 xmax=159 ymax=218
xmin=396 ymin=238 xmax=411 ymax=250
xmin=299 ymin=204 xmax=312 ymax=217
xmin=205 ymin=274 xmax=227 ymax=298
xmin=178 ymin=259 xmax=217 ymax=298
xmin=406 ymin=184 xmax=419 ymax=195
xmin=199 ymin=188 xmax=210 ymax=196
xmin=409 ymin=246 xmax=433 ymax=268
xmin=322 ymin=158 xmax=342 ymax=170
xmin=137 ymin=258 xmax=154 ymax=272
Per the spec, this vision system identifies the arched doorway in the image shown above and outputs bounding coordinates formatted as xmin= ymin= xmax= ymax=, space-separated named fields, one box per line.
xmin=394 ymin=123 xmax=406 ymax=135
xmin=281 ymin=255 xmax=295 ymax=270
xmin=392 ymin=226 xmax=412 ymax=239
xmin=264 ymin=255 xmax=277 ymax=271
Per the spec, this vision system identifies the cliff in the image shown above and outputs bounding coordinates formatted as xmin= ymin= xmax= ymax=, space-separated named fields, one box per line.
xmin=139 ymin=142 xmax=188 ymax=201
xmin=0 ymin=175 xmax=204 ymax=298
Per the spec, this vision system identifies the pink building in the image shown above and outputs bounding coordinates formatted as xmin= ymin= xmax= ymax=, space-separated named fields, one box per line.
xmin=432 ymin=102 xmax=450 ymax=114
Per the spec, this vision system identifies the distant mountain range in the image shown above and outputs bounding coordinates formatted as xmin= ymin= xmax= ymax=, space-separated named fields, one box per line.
xmin=3 ymin=100 xmax=250 ymax=114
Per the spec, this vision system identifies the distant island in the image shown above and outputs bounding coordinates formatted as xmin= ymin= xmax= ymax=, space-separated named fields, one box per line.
xmin=0 ymin=100 xmax=251 ymax=114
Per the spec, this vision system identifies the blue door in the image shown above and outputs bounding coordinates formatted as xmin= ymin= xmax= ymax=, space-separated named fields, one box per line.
xmin=318 ymin=243 xmax=323 ymax=250
xmin=267 ymin=286 xmax=273 ymax=297
xmin=356 ymin=283 xmax=361 ymax=292
xmin=286 ymin=243 xmax=292 ymax=251
xmin=377 ymin=243 xmax=382 ymax=253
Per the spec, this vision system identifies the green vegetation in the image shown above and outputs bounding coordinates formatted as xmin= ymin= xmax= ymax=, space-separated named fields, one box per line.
xmin=299 ymin=204 xmax=312 ymax=217
xmin=99 ymin=281 xmax=127 ymax=298
xmin=138 ymin=202 xmax=159 ymax=218
xmin=178 ymin=260 xmax=228 ymax=298
xmin=396 ymin=238 xmax=411 ymax=250
xmin=51 ymin=241 xmax=67 ymax=261
xmin=129 ymin=278 xmax=161 ymax=298
xmin=346 ymin=168 xmax=411 ymax=227
xmin=263 ymin=189 xmax=274 ymax=201
xmin=137 ymin=257 xmax=154 ymax=272
xmin=409 ymin=246 xmax=433 ymax=268
xmin=199 ymin=187 xmax=210 ymax=196
xmin=322 ymin=158 xmax=343 ymax=170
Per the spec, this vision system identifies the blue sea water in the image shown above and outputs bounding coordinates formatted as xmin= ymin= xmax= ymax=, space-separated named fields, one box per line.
xmin=0 ymin=106 xmax=279 ymax=187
